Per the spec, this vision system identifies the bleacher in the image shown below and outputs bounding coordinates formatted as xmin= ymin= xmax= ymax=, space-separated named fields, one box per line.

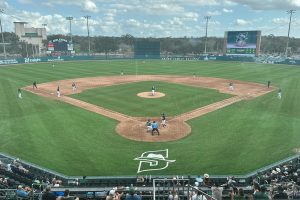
xmin=1 ymin=153 xmax=300 ymax=199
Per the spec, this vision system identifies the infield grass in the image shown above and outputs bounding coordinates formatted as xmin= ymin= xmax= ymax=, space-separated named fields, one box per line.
xmin=0 ymin=60 xmax=300 ymax=176
xmin=70 ymin=81 xmax=231 ymax=117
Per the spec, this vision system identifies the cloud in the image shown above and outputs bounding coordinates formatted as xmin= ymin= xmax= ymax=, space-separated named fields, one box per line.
xmin=206 ymin=11 xmax=221 ymax=16
xmin=272 ymin=17 xmax=289 ymax=24
xmin=235 ymin=19 xmax=252 ymax=26
xmin=223 ymin=8 xmax=233 ymax=13
xmin=226 ymin=0 xmax=300 ymax=10
xmin=18 ymin=0 xmax=32 ymax=4
xmin=82 ymin=0 xmax=99 ymax=13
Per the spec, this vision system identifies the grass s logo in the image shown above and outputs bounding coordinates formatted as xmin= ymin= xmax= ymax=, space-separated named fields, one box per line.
xmin=134 ymin=149 xmax=176 ymax=173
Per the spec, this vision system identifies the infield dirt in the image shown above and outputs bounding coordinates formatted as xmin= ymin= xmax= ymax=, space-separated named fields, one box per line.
xmin=24 ymin=75 xmax=274 ymax=142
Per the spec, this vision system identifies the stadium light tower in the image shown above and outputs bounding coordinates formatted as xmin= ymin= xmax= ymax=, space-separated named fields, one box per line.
xmin=204 ymin=16 xmax=211 ymax=54
xmin=66 ymin=16 xmax=73 ymax=43
xmin=84 ymin=15 xmax=91 ymax=55
xmin=0 ymin=9 xmax=7 ymax=59
xmin=285 ymin=9 xmax=296 ymax=57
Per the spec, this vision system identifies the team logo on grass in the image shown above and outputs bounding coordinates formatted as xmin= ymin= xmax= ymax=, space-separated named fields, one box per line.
xmin=134 ymin=149 xmax=176 ymax=173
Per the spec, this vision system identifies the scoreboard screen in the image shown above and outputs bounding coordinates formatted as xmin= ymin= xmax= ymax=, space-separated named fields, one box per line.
xmin=224 ymin=31 xmax=261 ymax=56
xmin=48 ymin=38 xmax=73 ymax=52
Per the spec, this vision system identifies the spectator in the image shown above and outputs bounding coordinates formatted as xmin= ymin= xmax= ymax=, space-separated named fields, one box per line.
xmin=168 ymin=190 xmax=179 ymax=200
xmin=253 ymin=185 xmax=269 ymax=199
xmin=191 ymin=190 xmax=207 ymax=200
xmin=233 ymin=188 xmax=245 ymax=200
xmin=57 ymin=189 xmax=79 ymax=200
xmin=202 ymin=174 xmax=212 ymax=187
xmin=211 ymin=182 xmax=223 ymax=200
xmin=125 ymin=187 xmax=141 ymax=200
xmin=42 ymin=186 xmax=57 ymax=200
xmin=16 ymin=185 xmax=30 ymax=198
xmin=106 ymin=189 xmax=123 ymax=200
xmin=273 ymin=186 xmax=288 ymax=199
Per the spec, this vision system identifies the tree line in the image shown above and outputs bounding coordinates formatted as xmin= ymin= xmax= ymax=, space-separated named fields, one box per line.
xmin=1 ymin=32 xmax=300 ymax=58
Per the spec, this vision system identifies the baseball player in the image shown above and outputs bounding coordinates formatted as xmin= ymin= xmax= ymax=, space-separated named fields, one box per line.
xmin=229 ymin=82 xmax=234 ymax=91
xmin=151 ymin=121 xmax=159 ymax=136
xmin=267 ymin=80 xmax=271 ymax=88
xmin=161 ymin=113 xmax=166 ymax=127
xmin=146 ymin=119 xmax=152 ymax=132
xmin=57 ymin=86 xmax=60 ymax=97
xmin=278 ymin=88 xmax=282 ymax=99
xmin=18 ymin=88 xmax=22 ymax=99
xmin=193 ymin=73 xmax=196 ymax=79
xmin=121 ymin=70 xmax=124 ymax=76
xmin=52 ymin=62 xmax=55 ymax=68
xmin=151 ymin=85 xmax=156 ymax=96
xmin=72 ymin=82 xmax=77 ymax=91
xmin=32 ymin=81 xmax=37 ymax=90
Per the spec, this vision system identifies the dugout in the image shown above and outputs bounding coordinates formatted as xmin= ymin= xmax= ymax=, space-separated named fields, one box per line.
xmin=134 ymin=39 xmax=160 ymax=59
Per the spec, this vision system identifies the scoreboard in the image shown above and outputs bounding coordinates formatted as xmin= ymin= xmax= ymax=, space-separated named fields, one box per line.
xmin=47 ymin=38 xmax=74 ymax=53
xmin=224 ymin=31 xmax=261 ymax=56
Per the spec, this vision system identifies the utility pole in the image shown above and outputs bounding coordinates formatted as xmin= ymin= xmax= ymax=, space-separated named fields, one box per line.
xmin=84 ymin=15 xmax=91 ymax=55
xmin=42 ymin=23 xmax=47 ymax=28
xmin=285 ymin=10 xmax=296 ymax=57
xmin=204 ymin=16 xmax=211 ymax=54
xmin=65 ymin=17 xmax=73 ymax=43
xmin=0 ymin=9 xmax=7 ymax=59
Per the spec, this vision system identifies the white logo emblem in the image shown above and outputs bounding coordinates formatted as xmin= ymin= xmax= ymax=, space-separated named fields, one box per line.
xmin=134 ymin=149 xmax=175 ymax=173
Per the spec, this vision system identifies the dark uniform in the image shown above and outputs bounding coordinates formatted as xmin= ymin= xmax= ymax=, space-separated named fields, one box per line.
xmin=33 ymin=81 xmax=37 ymax=89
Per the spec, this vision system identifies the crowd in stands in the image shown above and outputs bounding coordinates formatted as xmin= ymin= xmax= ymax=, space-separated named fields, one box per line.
xmin=1 ymin=155 xmax=300 ymax=199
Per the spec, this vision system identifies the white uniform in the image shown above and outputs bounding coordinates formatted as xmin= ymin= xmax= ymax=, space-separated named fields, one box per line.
xmin=18 ymin=92 xmax=22 ymax=99
xmin=151 ymin=86 xmax=155 ymax=96
xmin=278 ymin=92 xmax=282 ymax=99
xmin=57 ymin=87 xmax=60 ymax=97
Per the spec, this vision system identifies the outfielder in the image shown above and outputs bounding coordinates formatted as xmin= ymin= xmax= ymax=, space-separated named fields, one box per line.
xmin=278 ymin=88 xmax=282 ymax=99
xmin=18 ymin=88 xmax=22 ymax=99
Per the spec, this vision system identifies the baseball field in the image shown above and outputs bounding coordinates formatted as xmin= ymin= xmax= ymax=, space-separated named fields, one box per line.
xmin=1 ymin=60 xmax=300 ymax=176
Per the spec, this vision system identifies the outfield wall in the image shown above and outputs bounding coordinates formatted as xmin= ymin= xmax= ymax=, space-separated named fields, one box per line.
xmin=1 ymin=55 xmax=300 ymax=66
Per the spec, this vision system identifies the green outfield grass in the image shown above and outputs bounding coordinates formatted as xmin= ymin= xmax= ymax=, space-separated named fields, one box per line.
xmin=70 ymin=81 xmax=231 ymax=117
xmin=0 ymin=60 xmax=300 ymax=176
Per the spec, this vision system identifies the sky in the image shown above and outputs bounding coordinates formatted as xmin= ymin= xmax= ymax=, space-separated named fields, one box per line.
xmin=1 ymin=0 xmax=300 ymax=38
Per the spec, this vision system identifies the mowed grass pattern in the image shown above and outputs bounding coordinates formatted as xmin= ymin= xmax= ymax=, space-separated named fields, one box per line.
xmin=0 ymin=60 xmax=300 ymax=175
xmin=71 ymin=81 xmax=231 ymax=117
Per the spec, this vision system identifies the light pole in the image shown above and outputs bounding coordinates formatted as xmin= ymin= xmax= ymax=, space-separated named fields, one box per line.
xmin=285 ymin=10 xmax=296 ymax=57
xmin=204 ymin=16 xmax=211 ymax=54
xmin=0 ymin=9 xmax=7 ymax=59
xmin=84 ymin=15 xmax=91 ymax=55
xmin=65 ymin=17 xmax=73 ymax=43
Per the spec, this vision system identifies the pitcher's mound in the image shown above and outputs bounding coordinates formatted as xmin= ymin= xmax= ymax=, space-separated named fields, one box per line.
xmin=137 ymin=92 xmax=165 ymax=98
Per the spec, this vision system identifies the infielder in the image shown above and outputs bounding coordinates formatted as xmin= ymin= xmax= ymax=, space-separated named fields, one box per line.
xmin=57 ymin=86 xmax=60 ymax=97
xmin=33 ymin=81 xmax=37 ymax=90
xmin=229 ymin=82 xmax=234 ymax=91
xmin=151 ymin=85 xmax=156 ymax=96
xmin=267 ymin=80 xmax=271 ymax=88
xmin=72 ymin=82 xmax=77 ymax=91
